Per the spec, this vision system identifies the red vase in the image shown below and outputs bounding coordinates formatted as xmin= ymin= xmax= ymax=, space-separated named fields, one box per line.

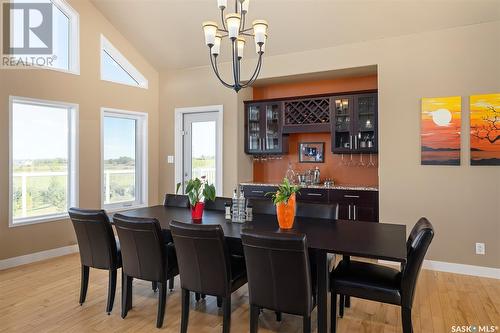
xmin=191 ymin=202 xmax=205 ymax=220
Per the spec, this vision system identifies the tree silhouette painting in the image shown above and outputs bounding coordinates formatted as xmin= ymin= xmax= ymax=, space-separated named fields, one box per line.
xmin=421 ymin=96 xmax=461 ymax=165
xmin=470 ymin=94 xmax=500 ymax=165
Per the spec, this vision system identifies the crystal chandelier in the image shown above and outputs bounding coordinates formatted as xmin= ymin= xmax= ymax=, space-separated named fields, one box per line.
xmin=202 ymin=0 xmax=268 ymax=92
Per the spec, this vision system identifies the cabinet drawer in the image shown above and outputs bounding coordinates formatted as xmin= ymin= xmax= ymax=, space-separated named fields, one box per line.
xmin=297 ymin=188 xmax=329 ymax=204
xmin=330 ymin=190 xmax=378 ymax=204
xmin=242 ymin=186 xmax=276 ymax=199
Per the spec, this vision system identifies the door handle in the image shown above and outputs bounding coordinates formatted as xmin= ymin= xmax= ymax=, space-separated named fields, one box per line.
xmin=348 ymin=204 xmax=351 ymax=220
xmin=344 ymin=195 xmax=360 ymax=198
xmin=353 ymin=205 xmax=357 ymax=221
xmin=349 ymin=135 xmax=353 ymax=150
xmin=306 ymin=193 xmax=323 ymax=197
xmin=251 ymin=190 xmax=264 ymax=194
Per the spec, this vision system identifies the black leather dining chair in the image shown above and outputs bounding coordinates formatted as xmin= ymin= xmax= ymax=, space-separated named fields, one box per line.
xmin=164 ymin=193 xmax=190 ymax=208
xmin=205 ymin=197 xmax=230 ymax=211
xmin=113 ymin=214 xmax=179 ymax=328
xmin=330 ymin=217 xmax=434 ymax=333
xmin=241 ymin=229 xmax=315 ymax=333
xmin=170 ymin=220 xmax=247 ymax=333
xmin=248 ymin=198 xmax=276 ymax=215
xmin=68 ymin=208 xmax=121 ymax=314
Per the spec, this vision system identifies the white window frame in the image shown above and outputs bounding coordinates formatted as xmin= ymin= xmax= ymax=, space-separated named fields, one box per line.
xmin=101 ymin=108 xmax=148 ymax=212
xmin=8 ymin=96 xmax=79 ymax=227
xmin=100 ymin=35 xmax=148 ymax=89
xmin=7 ymin=0 xmax=80 ymax=75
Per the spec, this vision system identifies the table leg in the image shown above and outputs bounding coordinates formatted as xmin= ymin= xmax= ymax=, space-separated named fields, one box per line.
xmin=316 ymin=250 xmax=328 ymax=333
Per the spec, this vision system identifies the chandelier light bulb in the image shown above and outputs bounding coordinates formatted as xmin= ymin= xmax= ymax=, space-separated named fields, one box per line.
xmin=241 ymin=0 xmax=249 ymax=14
xmin=202 ymin=21 xmax=218 ymax=46
xmin=212 ymin=35 xmax=222 ymax=55
xmin=237 ymin=37 xmax=246 ymax=59
xmin=255 ymin=34 xmax=266 ymax=54
xmin=217 ymin=0 xmax=227 ymax=10
xmin=226 ymin=13 xmax=241 ymax=39
xmin=252 ymin=20 xmax=268 ymax=44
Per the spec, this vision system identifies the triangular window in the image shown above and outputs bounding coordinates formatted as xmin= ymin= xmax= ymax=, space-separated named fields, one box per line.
xmin=100 ymin=35 xmax=148 ymax=89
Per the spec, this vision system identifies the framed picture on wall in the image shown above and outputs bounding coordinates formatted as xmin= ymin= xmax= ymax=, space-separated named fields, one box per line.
xmin=299 ymin=142 xmax=325 ymax=163
xmin=421 ymin=96 xmax=461 ymax=165
xmin=470 ymin=93 xmax=500 ymax=165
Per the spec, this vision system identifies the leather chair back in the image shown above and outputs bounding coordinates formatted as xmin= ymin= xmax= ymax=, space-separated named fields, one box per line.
xmin=170 ymin=221 xmax=231 ymax=297
xmin=249 ymin=198 xmax=276 ymax=215
xmin=164 ymin=194 xmax=190 ymax=208
xmin=68 ymin=208 xmax=119 ymax=270
xmin=241 ymin=230 xmax=313 ymax=316
xmin=401 ymin=217 xmax=434 ymax=308
xmin=205 ymin=197 xmax=230 ymax=211
xmin=113 ymin=214 xmax=168 ymax=282
xmin=296 ymin=202 xmax=339 ymax=220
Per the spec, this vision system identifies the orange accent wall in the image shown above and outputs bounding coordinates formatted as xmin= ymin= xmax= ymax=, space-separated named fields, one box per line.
xmin=253 ymin=75 xmax=378 ymax=100
xmin=252 ymin=75 xmax=379 ymax=186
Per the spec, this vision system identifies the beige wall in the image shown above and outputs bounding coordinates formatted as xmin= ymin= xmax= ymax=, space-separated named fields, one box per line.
xmin=159 ymin=21 xmax=500 ymax=268
xmin=0 ymin=0 xmax=159 ymax=260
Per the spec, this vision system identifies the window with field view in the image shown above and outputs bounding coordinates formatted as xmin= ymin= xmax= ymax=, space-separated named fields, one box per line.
xmin=10 ymin=97 xmax=78 ymax=225
xmin=102 ymin=110 xmax=147 ymax=209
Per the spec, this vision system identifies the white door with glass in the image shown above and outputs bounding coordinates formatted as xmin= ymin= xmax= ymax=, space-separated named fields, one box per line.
xmin=182 ymin=112 xmax=220 ymax=194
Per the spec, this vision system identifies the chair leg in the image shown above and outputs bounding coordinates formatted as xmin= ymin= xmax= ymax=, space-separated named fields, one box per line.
xmin=79 ymin=265 xmax=89 ymax=305
xmin=152 ymin=281 xmax=158 ymax=292
xmin=250 ymin=305 xmax=259 ymax=333
xmin=339 ymin=295 xmax=345 ymax=318
xmin=222 ymin=297 xmax=231 ymax=333
xmin=156 ymin=282 xmax=167 ymax=328
xmin=275 ymin=311 xmax=282 ymax=322
xmin=331 ymin=292 xmax=337 ymax=333
xmin=401 ymin=307 xmax=413 ymax=333
xmin=195 ymin=293 xmax=201 ymax=302
xmin=168 ymin=277 xmax=174 ymax=291
xmin=217 ymin=296 xmax=222 ymax=308
xmin=303 ymin=315 xmax=311 ymax=333
xmin=345 ymin=296 xmax=351 ymax=308
xmin=181 ymin=289 xmax=190 ymax=333
xmin=106 ymin=269 xmax=117 ymax=314
xmin=121 ymin=272 xmax=133 ymax=318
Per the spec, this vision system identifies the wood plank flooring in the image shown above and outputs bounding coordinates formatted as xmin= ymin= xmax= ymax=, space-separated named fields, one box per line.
xmin=0 ymin=254 xmax=498 ymax=332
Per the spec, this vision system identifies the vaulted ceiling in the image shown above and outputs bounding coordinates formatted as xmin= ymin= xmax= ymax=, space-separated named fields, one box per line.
xmin=91 ymin=0 xmax=500 ymax=71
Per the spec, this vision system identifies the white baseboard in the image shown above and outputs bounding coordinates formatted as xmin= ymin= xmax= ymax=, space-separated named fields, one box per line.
xmin=378 ymin=259 xmax=500 ymax=280
xmin=0 ymin=245 xmax=79 ymax=271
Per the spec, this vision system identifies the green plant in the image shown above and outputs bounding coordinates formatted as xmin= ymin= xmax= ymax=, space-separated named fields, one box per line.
xmin=176 ymin=182 xmax=182 ymax=194
xmin=185 ymin=177 xmax=216 ymax=207
xmin=267 ymin=178 xmax=301 ymax=205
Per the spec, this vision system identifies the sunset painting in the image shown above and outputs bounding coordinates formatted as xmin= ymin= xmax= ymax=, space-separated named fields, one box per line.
xmin=421 ymin=96 xmax=461 ymax=165
xmin=470 ymin=94 xmax=500 ymax=165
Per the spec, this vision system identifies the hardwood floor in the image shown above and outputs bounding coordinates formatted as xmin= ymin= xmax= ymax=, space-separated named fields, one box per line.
xmin=0 ymin=254 xmax=498 ymax=332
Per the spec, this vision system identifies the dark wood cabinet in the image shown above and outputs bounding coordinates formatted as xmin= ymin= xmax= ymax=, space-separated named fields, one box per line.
xmin=331 ymin=92 xmax=378 ymax=154
xmin=241 ymin=184 xmax=379 ymax=222
xmin=245 ymin=102 xmax=288 ymax=154
xmin=331 ymin=190 xmax=379 ymax=222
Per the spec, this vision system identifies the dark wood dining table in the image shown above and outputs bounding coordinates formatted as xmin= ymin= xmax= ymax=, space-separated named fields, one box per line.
xmin=117 ymin=205 xmax=407 ymax=333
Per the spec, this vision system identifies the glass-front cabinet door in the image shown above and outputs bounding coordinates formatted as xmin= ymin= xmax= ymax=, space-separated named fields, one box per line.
xmin=264 ymin=103 xmax=281 ymax=152
xmin=245 ymin=102 xmax=287 ymax=154
xmin=354 ymin=93 xmax=377 ymax=153
xmin=332 ymin=96 xmax=354 ymax=153
xmin=247 ymin=104 xmax=262 ymax=153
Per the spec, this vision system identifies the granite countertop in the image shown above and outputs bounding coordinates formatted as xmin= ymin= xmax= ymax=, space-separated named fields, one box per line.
xmin=240 ymin=182 xmax=379 ymax=192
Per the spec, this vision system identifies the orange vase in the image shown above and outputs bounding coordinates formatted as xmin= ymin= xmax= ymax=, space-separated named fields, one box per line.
xmin=276 ymin=193 xmax=296 ymax=229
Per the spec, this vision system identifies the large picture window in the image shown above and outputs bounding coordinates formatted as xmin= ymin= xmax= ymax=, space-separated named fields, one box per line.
xmin=10 ymin=96 xmax=78 ymax=226
xmin=101 ymin=109 xmax=148 ymax=210
xmin=6 ymin=0 xmax=79 ymax=73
